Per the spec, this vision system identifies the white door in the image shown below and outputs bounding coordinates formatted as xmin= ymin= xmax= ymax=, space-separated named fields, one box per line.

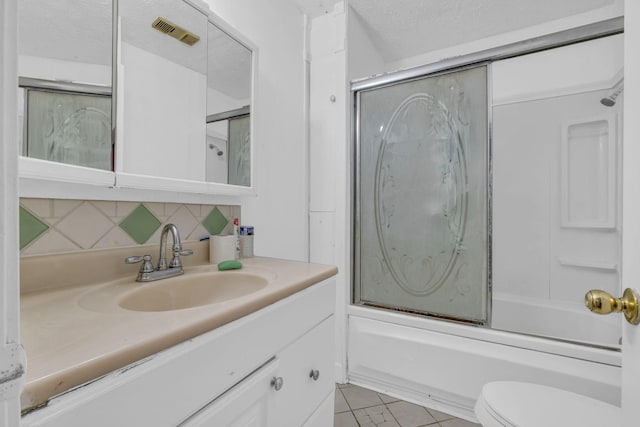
xmin=0 ymin=0 xmax=25 ymax=425
xmin=622 ymin=1 xmax=640 ymax=426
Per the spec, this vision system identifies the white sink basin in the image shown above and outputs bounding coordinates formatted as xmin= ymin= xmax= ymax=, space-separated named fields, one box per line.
xmin=118 ymin=272 xmax=269 ymax=312
xmin=77 ymin=269 xmax=273 ymax=313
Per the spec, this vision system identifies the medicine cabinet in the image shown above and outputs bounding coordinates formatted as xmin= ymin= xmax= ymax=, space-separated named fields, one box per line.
xmin=17 ymin=0 xmax=256 ymax=200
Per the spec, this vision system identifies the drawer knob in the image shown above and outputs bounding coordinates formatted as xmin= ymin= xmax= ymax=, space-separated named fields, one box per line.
xmin=271 ymin=376 xmax=284 ymax=391
xmin=309 ymin=369 xmax=320 ymax=381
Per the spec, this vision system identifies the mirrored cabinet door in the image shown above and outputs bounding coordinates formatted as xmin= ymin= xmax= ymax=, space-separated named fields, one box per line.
xmin=18 ymin=0 xmax=115 ymax=185
xmin=116 ymin=0 xmax=254 ymax=191
xmin=117 ymin=0 xmax=208 ymax=182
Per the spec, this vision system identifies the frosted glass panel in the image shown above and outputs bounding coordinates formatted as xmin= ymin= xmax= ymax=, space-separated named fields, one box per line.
xmin=25 ymin=89 xmax=112 ymax=170
xmin=228 ymin=115 xmax=251 ymax=186
xmin=355 ymin=66 xmax=488 ymax=323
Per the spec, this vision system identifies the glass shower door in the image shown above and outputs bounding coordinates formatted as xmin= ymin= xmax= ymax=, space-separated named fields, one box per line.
xmin=354 ymin=65 xmax=489 ymax=324
xmin=228 ymin=115 xmax=251 ymax=186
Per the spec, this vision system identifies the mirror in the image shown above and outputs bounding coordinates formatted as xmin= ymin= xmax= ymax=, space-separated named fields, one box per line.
xmin=17 ymin=0 xmax=113 ymax=171
xmin=206 ymin=22 xmax=252 ymax=186
xmin=118 ymin=0 xmax=208 ymax=181
xmin=17 ymin=0 xmax=254 ymax=193
xmin=118 ymin=0 xmax=253 ymax=187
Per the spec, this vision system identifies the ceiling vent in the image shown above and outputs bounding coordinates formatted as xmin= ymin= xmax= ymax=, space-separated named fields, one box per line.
xmin=152 ymin=17 xmax=200 ymax=46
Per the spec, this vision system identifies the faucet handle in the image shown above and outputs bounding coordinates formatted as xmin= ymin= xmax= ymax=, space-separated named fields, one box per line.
xmin=169 ymin=248 xmax=193 ymax=268
xmin=125 ymin=254 xmax=155 ymax=273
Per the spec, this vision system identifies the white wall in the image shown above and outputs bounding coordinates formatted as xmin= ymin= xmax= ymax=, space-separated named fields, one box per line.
xmin=207 ymin=86 xmax=248 ymax=116
xmin=207 ymin=0 xmax=309 ymax=261
xmin=346 ymin=7 xmax=384 ymax=81
xmin=18 ymin=55 xmax=111 ymax=86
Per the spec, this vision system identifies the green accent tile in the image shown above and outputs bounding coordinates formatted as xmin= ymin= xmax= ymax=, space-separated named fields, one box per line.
xmin=201 ymin=207 xmax=229 ymax=235
xmin=20 ymin=207 xmax=49 ymax=249
xmin=119 ymin=204 xmax=162 ymax=244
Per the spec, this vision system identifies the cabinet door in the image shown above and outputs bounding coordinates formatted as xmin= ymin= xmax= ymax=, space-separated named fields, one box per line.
xmin=180 ymin=359 xmax=279 ymax=427
xmin=272 ymin=316 xmax=335 ymax=427
xmin=302 ymin=391 xmax=335 ymax=427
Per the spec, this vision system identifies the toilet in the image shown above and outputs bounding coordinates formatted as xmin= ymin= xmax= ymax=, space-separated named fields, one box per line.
xmin=474 ymin=381 xmax=620 ymax=427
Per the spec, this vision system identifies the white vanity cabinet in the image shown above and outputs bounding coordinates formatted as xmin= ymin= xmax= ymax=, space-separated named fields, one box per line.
xmin=21 ymin=277 xmax=336 ymax=427
xmin=182 ymin=316 xmax=334 ymax=427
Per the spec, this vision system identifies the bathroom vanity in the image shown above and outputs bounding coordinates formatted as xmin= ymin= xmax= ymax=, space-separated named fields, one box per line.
xmin=20 ymin=253 xmax=337 ymax=427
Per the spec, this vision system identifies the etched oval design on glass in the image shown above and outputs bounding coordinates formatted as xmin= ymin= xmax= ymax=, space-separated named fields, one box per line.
xmin=374 ymin=93 xmax=468 ymax=296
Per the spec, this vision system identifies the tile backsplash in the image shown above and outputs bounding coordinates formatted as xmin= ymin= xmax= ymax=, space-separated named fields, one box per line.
xmin=20 ymin=198 xmax=240 ymax=256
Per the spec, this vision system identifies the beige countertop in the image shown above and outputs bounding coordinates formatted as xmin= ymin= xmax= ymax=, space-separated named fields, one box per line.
xmin=20 ymin=255 xmax=337 ymax=412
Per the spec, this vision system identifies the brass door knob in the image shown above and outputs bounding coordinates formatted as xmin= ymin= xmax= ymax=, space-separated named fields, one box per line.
xmin=585 ymin=288 xmax=640 ymax=325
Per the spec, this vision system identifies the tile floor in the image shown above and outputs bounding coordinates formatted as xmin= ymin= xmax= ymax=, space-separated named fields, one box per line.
xmin=334 ymin=383 xmax=481 ymax=427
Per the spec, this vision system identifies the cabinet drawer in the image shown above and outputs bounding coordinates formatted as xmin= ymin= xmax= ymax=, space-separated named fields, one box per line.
xmin=180 ymin=359 xmax=279 ymax=427
xmin=273 ymin=316 xmax=335 ymax=427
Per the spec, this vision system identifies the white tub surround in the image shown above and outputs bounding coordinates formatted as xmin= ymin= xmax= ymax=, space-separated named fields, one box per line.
xmin=491 ymin=292 xmax=620 ymax=348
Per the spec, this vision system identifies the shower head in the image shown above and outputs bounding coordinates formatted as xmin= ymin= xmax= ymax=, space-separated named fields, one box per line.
xmin=600 ymin=79 xmax=624 ymax=107
xmin=600 ymin=97 xmax=616 ymax=107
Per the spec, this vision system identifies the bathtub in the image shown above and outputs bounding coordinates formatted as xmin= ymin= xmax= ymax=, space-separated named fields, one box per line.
xmin=491 ymin=292 xmax=621 ymax=348
xmin=346 ymin=303 xmax=621 ymax=422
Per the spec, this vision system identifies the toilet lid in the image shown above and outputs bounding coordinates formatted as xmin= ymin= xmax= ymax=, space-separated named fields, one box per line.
xmin=476 ymin=381 xmax=620 ymax=427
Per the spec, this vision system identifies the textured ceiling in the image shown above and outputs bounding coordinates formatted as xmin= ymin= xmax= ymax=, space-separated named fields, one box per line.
xmin=18 ymin=0 xmax=250 ymax=99
xmin=294 ymin=0 xmax=619 ymax=62
xmin=19 ymin=0 xmax=112 ymax=66
xmin=347 ymin=0 xmax=618 ymax=62
xmin=208 ymin=23 xmax=252 ymax=100
xmin=20 ymin=0 xmax=619 ymax=95
xmin=120 ymin=0 xmax=208 ymax=75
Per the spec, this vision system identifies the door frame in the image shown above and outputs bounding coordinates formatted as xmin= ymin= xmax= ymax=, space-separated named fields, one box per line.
xmin=621 ymin=1 xmax=640 ymax=425
xmin=0 ymin=0 xmax=25 ymax=424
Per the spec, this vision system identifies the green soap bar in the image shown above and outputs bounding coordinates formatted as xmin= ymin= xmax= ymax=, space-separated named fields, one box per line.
xmin=217 ymin=260 xmax=243 ymax=270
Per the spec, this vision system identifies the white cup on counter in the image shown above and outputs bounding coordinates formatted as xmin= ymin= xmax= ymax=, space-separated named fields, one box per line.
xmin=209 ymin=235 xmax=236 ymax=264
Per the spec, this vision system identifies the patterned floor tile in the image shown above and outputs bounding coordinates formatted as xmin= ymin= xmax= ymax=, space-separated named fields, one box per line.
xmin=341 ymin=384 xmax=385 ymax=410
xmin=386 ymin=400 xmax=437 ymax=427
xmin=335 ymin=387 xmax=351 ymax=413
xmin=333 ymin=383 xmax=480 ymax=427
xmin=334 ymin=411 xmax=359 ymax=427
xmin=353 ymin=404 xmax=400 ymax=427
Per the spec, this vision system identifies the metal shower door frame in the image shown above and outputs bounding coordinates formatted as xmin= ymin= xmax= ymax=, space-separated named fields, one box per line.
xmin=350 ymin=17 xmax=624 ymax=327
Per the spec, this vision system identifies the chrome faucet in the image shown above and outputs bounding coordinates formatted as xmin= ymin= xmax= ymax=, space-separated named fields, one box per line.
xmin=125 ymin=224 xmax=193 ymax=282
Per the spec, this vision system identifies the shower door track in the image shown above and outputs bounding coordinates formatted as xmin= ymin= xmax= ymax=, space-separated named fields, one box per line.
xmin=351 ymin=17 xmax=623 ymax=92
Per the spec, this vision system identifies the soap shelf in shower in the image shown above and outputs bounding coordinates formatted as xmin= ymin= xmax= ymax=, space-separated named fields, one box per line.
xmin=560 ymin=115 xmax=617 ymax=230
xmin=557 ymin=258 xmax=618 ymax=272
